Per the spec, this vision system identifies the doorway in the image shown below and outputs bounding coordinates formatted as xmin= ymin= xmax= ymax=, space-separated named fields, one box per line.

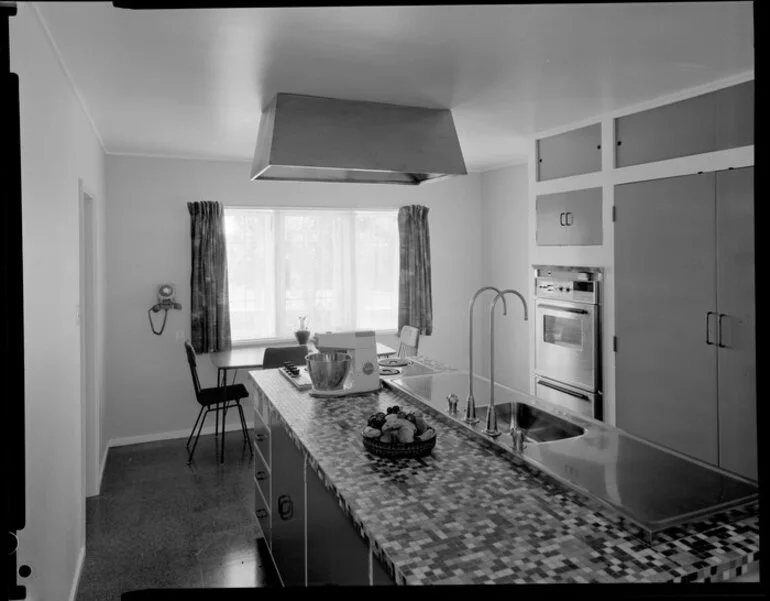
xmin=79 ymin=179 xmax=100 ymax=499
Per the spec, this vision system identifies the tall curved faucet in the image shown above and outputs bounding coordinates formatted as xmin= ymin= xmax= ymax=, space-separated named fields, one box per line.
xmin=465 ymin=287 xmax=508 ymax=424
xmin=485 ymin=289 xmax=529 ymax=437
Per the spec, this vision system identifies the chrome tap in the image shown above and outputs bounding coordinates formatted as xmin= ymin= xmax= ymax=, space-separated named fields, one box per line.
xmin=466 ymin=287 xmax=508 ymax=424
xmin=486 ymin=289 xmax=529 ymax=438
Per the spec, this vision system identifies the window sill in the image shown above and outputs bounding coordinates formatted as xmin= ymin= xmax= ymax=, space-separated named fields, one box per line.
xmin=231 ymin=329 xmax=399 ymax=348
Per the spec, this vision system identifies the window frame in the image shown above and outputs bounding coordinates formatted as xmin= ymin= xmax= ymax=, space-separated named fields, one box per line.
xmin=224 ymin=205 xmax=401 ymax=346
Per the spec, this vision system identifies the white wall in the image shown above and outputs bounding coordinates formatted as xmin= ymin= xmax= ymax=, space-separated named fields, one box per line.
xmin=11 ymin=4 xmax=106 ymax=600
xmin=478 ymin=164 xmax=530 ymax=392
xmin=104 ymin=155 xmax=483 ymax=444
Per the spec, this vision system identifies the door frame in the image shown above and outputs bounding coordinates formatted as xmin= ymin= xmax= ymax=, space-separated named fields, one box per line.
xmin=78 ymin=178 xmax=100 ymax=499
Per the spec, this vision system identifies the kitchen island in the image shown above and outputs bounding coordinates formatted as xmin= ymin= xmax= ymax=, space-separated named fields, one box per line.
xmin=245 ymin=358 xmax=759 ymax=586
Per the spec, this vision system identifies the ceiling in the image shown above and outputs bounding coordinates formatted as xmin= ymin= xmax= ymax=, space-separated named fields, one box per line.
xmin=34 ymin=2 xmax=753 ymax=172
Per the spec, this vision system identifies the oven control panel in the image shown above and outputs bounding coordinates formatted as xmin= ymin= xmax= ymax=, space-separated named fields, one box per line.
xmin=535 ymin=277 xmax=599 ymax=304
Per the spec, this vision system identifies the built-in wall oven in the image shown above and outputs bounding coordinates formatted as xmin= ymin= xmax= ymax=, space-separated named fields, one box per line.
xmin=533 ymin=265 xmax=603 ymax=420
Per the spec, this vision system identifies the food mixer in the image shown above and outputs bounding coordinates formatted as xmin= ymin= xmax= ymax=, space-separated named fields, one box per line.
xmin=307 ymin=330 xmax=381 ymax=397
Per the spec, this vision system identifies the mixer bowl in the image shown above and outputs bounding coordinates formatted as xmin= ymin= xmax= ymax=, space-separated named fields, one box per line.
xmin=305 ymin=352 xmax=352 ymax=391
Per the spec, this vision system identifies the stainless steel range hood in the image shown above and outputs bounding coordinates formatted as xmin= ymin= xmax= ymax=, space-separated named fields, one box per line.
xmin=251 ymin=93 xmax=467 ymax=185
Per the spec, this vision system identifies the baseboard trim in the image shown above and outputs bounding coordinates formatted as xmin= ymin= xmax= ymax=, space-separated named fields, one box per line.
xmin=97 ymin=446 xmax=109 ymax=494
xmin=109 ymin=420 xmax=254 ymax=448
xmin=68 ymin=544 xmax=86 ymax=601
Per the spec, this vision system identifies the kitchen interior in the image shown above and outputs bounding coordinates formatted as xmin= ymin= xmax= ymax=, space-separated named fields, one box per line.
xmin=4 ymin=1 xmax=759 ymax=599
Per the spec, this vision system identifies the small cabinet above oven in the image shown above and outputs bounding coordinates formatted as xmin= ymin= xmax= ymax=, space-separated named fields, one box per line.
xmin=536 ymin=187 xmax=603 ymax=246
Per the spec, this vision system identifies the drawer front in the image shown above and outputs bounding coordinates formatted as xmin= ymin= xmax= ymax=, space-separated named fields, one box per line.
xmin=254 ymin=405 xmax=271 ymax=468
xmin=254 ymin=445 xmax=270 ymax=506
xmin=254 ymin=486 xmax=272 ymax=546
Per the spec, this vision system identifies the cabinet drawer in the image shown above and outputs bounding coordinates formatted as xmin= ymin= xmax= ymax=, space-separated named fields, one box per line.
xmin=537 ymin=122 xmax=601 ymax=181
xmin=251 ymin=383 xmax=270 ymax=424
xmin=254 ymin=447 xmax=270 ymax=507
xmin=254 ymin=486 xmax=272 ymax=546
xmin=254 ymin=406 xmax=270 ymax=468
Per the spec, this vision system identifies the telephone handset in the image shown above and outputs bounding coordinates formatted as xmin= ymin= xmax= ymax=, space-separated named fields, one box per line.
xmin=148 ymin=284 xmax=182 ymax=335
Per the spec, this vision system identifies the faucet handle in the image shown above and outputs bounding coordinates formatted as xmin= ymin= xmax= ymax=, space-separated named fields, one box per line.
xmin=447 ymin=393 xmax=460 ymax=414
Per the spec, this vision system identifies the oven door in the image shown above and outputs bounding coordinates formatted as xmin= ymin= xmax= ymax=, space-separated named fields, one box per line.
xmin=534 ymin=299 xmax=598 ymax=391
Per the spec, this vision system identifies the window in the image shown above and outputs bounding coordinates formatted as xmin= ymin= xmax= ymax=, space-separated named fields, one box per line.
xmin=224 ymin=207 xmax=399 ymax=342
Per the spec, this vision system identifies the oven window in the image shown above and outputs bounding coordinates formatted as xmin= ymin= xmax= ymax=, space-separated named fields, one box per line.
xmin=543 ymin=314 xmax=583 ymax=350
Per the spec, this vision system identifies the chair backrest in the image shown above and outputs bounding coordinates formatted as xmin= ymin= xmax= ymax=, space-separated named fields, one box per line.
xmin=184 ymin=340 xmax=202 ymax=397
xmin=397 ymin=325 xmax=420 ymax=358
xmin=263 ymin=345 xmax=309 ymax=370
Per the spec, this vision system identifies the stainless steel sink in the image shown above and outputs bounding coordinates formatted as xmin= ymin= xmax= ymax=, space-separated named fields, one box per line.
xmin=474 ymin=402 xmax=585 ymax=443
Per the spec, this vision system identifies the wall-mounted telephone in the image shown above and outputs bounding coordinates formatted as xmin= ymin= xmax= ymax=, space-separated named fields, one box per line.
xmin=148 ymin=284 xmax=182 ymax=335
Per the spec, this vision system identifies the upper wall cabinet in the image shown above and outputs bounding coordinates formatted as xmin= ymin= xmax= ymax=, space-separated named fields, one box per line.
xmin=536 ymin=123 xmax=602 ymax=181
xmin=536 ymin=187 xmax=602 ymax=246
xmin=615 ymin=81 xmax=754 ymax=168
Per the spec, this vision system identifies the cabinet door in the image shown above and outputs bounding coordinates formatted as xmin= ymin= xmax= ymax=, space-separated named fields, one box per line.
xmin=305 ymin=465 xmax=370 ymax=586
xmin=715 ymin=81 xmax=754 ymax=150
xmin=716 ymin=167 xmax=756 ymax=481
xmin=615 ymin=92 xmax=717 ymax=167
xmin=565 ymin=187 xmax=602 ymax=245
xmin=537 ymin=123 xmax=601 ymax=181
xmin=536 ymin=192 xmax=569 ymax=246
xmin=270 ymin=415 xmax=306 ymax=586
xmin=614 ymin=173 xmax=719 ymax=466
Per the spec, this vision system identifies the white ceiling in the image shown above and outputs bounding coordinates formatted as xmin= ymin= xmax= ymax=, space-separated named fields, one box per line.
xmin=34 ymin=2 xmax=753 ymax=172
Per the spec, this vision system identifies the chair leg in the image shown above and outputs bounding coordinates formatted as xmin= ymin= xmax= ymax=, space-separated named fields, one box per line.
xmin=187 ymin=408 xmax=209 ymax=464
xmin=220 ymin=405 xmax=227 ymax=464
xmin=186 ymin=406 xmax=205 ymax=451
xmin=237 ymin=402 xmax=253 ymax=455
xmin=215 ymin=401 xmax=219 ymax=438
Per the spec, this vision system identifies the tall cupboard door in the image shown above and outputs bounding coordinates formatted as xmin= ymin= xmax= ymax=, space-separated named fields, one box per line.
xmin=716 ymin=167 xmax=756 ymax=480
xmin=614 ymin=173 xmax=719 ymax=465
xmin=270 ymin=416 xmax=306 ymax=586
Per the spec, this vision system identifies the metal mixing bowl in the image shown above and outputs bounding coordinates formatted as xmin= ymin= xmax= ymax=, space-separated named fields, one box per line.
xmin=305 ymin=352 xmax=353 ymax=391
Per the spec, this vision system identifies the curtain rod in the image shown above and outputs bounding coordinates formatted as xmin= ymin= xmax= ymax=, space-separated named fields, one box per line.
xmin=224 ymin=205 xmax=399 ymax=213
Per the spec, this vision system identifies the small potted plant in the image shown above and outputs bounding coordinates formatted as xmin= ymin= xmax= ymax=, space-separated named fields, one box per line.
xmin=295 ymin=315 xmax=311 ymax=345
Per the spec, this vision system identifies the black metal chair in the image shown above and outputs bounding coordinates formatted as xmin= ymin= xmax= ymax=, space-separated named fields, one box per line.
xmin=262 ymin=345 xmax=309 ymax=369
xmin=184 ymin=340 xmax=253 ymax=464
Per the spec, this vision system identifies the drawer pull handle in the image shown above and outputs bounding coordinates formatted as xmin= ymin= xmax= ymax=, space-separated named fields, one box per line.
xmin=256 ymin=508 xmax=268 ymax=519
xmin=256 ymin=471 xmax=267 ymax=481
xmin=255 ymin=433 xmax=266 ymax=442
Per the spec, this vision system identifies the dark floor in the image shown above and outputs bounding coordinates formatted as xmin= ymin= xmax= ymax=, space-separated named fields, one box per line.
xmin=76 ymin=430 xmax=279 ymax=601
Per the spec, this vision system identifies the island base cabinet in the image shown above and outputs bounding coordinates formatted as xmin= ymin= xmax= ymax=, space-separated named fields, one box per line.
xmin=306 ymin=464 xmax=375 ymax=586
xmin=270 ymin=410 xmax=307 ymax=587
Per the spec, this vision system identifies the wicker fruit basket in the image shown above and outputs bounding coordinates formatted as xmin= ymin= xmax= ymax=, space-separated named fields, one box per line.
xmin=362 ymin=427 xmax=436 ymax=459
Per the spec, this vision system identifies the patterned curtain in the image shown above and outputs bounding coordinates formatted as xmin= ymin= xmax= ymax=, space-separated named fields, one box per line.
xmin=397 ymin=205 xmax=433 ymax=336
xmin=187 ymin=201 xmax=231 ymax=353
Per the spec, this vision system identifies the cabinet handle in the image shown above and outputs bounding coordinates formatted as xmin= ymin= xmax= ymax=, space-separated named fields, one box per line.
xmin=256 ymin=470 xmax=267 ymax=481
xmin=705 ymin=311 xmax=715 ymax=345
xmin=278 ymin=495 xmax=294 ymax=521
xmin=256 ymin=508 xmax=268 ymax=519
xmin=559 ymin=212 xmax=566 ymax=226
xmin=565 ymin=212 xmax=574 ymax=226
xmin=717 ymin=313 xmax=728 ymax=348
xmin=255 ymin=433 xmax=266 ymax=442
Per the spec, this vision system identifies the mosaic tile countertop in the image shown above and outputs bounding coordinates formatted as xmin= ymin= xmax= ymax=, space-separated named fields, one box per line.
xmin=249 ymin=358 xmax=759 ymax=585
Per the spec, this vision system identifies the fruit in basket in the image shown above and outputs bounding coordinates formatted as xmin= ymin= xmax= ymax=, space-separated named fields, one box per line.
xmin=417 ymin=428 xmax=435 ymax=442
xmin=386 ymin=405 xmax=401 ymax=415
xmin=379 ymin=431 xmax=394 ymax=443
xmin=412 ymin=414 xmax=428 ymax=435
xmin=367 ymin=412 xmax=387 ymax=430
xmin=395 ymin=423 xmax=416 ymax=443
xmin=363 ymin=426 xmax=382 ymax=439
xmin=382 ymin=416 xmax=411 ymax=432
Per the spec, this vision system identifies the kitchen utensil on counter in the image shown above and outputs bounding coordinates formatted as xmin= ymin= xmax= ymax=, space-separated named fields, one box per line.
xmin=306 ymin=351 xmax=352 ymax=393
xmin=279 ymin=361 xmax=313 ymax=390
xmin=379 ymin=357 xmax=411 ymax=368
xmin=378 ymin=367 xmax=400 ymax=376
